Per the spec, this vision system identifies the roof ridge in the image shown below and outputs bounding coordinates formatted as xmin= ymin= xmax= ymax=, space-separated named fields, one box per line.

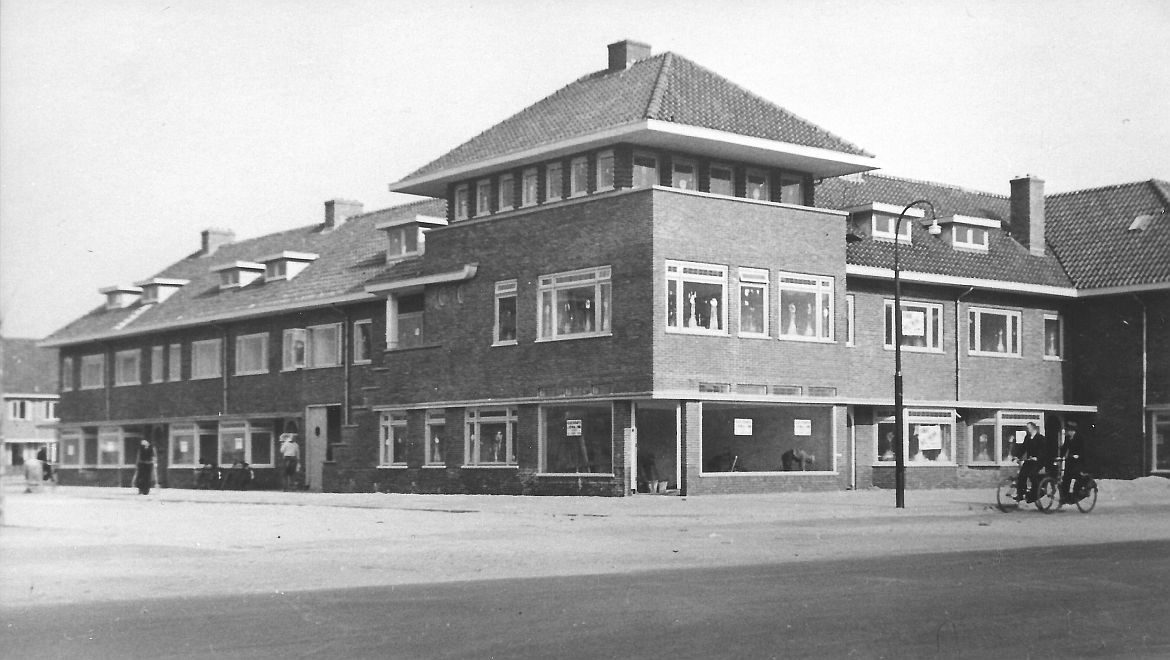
xmin=644 ymin=52 xmax=673 ymax=118
xmin=859 ymin=172 xmax=1007 ymax=199
xmin=1047 ymin=179 xmax=1155 ymax=198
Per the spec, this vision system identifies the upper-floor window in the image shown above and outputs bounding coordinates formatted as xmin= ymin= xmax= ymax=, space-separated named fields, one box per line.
xmin=709 ymin=163 xmax=734 ymax=196
xmin=872 ymin=215 xmax=913 ymax=243
xmin=498 ymin=173 xmax=515 ymax=211
xmin=632 ymin=152 xmax=658 ymax=188
xmin=113 ymin=349 xmax=140 ymax=386
xmin=845 ymin=295 xmax=855 ymax=347
xmin=453 ymin=184 xmax=470 ymax=221
xmin=62 ymin=356 xmax=74 ymax=391
xmin=44 ymin=400 xmax=57 ymax=420
xmin=150 ymin=345 xmax=165 ymax=382
xmin=1043 ymin=314 xmax=1063 ymax=360
xmin=191 ymin=339 xmax=223 ymax=379
xmin=282 ymin=329 xmax=307 ymax=370
xmin=353 ymin=319 xmax=373 ymax=364
xmin=8 ymin=400 xmax=30 ymax=420
xmin=665 ymin=260 xmax=727 ymax=335
xmin=779 ymin=174 xmax=804 ymax=205
xmin=235 ymin=333 xmax=269 ymax=375
xmin=380 ymin=412 xmax=408 ymax=466
xmin=672 ymin=158 xmax=696 ymax=190
xmin=168 ymin=343 xmax=182 ymax=381
xmin=545 ymin=162 xmax=563 ymax=201
xmin=465 ymin=407 xmax=517 ymax=466
xmin=778 ymin=273 xmax=833 ymax=342
xmin=953 ymin=226 xmax=989 ymax=251
xmin=596 ymin=150 xmax=615 ymax=191
xmin=494 ymin=280 xmax=518 ymax=345
xmin=521 ymin=168 xmax=538 ymax=207
xmin=745 ymin=168 xmax=770 ymax=201
xmin=569 ymin=156 xmax=589 ymax=197
xmin=738 ymin=267 xmax=769 ymax=337
xmin=475 ymin=179 xmax=492 ymax=217
xmin=538 ymin=266 xmax=612 ymax=341
xmin=884 ymin=300 xmax=943 ymax=352
xmin=307 ymin=323 xmax=342 ymax=367
xmin=80 ymin=354 xmax=105 ymax=389
xmin=389 ymin=294 xmax=426 ymax=350
xmin=968 ymin=307 xmax=1021 ymax=357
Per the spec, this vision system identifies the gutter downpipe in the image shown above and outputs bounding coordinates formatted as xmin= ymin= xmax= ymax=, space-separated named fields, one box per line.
xmin=1135 ymin=295 xmax=1148 ymax=473
xmin=330 ymin=304 xmax=352 ymax=426
xmin=218 ymin=325 xmax=229 ymax=415
xmin=954 ymin=287 xmax=974 ymax=403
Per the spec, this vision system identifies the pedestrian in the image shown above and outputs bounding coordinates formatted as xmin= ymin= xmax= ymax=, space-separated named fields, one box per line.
xmin=134 ymin=438 xmax=155 ymax=495
xmin=279 ymin=434 xmax=300 ymax=491
xmin=1014 ymin=422 xmax=1048 ymax=503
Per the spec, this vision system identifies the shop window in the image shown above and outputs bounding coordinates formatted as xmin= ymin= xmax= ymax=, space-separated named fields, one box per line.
xmin=745 ymin=168 xmax=770 ymax=200
xmin=545 ymin=162 xmax=563 ymax=201
xmin=465 ymin=407 xmax=517 ymax=466
xmin=969 ymin=418 xmax=997 ymax=464
xmin=150 ymin=346 xmax=165 ymax=383
xmin=475 ymin=179 xmax=492 ymax=217
xmin=235 ymin=333 xmax=269 ymax=375
xmin=884 ymin=300 xmax=943 ymax=352
xmin=1154 ymin=413 xmax=1170 ymax=472
xmin=541 ymin=402 xmax=613 ymax=474
xmin=969 ymin=307 xmax=1021 ymax=357
xmin=570 ymin=156 xmax=589 ymax=197
xmin=168 ymin=344 xmax=182 ymax=381
xmin=98 ymin=427 xmax=123 ymax=466
xmin=191 ymin=339 xmax=223 ymax=379
xmin=80 ymin=354 xmax=105 ymax=389
xmin=779 ymin=173 xmax=805 ymax=205
xmin=708 ymin=163 xmax=734 ymax=196
xmin=170 ymin=423 xmax=198 ymax=466
xmin=425 ymin=409 xmax=446 ymax=466
xmin=738 ymin=267 xmax=769 ymax=337
xmin=845 ymin=295 xmax=855 ymax=347
xmin=62 ymin=356 xmax=74 ymax=391
xmin=701 ymin=403 xmax=834 ymax=473
xmin=665 ymin=260 xmax=727 ymax=334
xmin=83 ymin=428 xmax=98 ymax=467
xmin=1043 ymin=314 xmax=1063 ymax=360
xmin=113 ymin=350 xmax=140 ymax=386
xmin=60 ymin=430 xmax=81 ymax=466
xmin=996 ymin=411 xmax=1043 ymax=465
xmin=453 ymin=184 xmax=470 ymax=221
xmin=596 ymin=150 xmax=614 ymax=191
xmin=672 ymin=158 xmax=696 ymax=190
xmin=217 ymin=421 xmax=274 ymax=467
xmin=632 ymin=152 xmax=657 ymax=188
xmin=538 ymin=266 xmax=612 ymax=341
xmin=498 ymin=173 xmax=515 ymax=211
xmin=876 ymin=409 xmax=955 ymax=465
xmin=380 ymin=412 xmax=408 ymax=466
xmin=353 ymin=319 xmax=373 ymax=364
xmin=494 ymin=280 xmax=518 ymax=345
xmin=778 ymin=273 xmax=833 ymax=341
xmin=521 ymin=168 xmax=538 ymax=207
xmin=307 ymin=323 xmax=342 ymax=367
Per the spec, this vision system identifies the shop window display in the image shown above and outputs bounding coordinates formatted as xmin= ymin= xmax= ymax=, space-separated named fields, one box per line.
xmin=875 ymin=409 xmax=955 ymax=464
xmin=538 ymin=267 xmax=611 ymax=340
xmin=702 ymin=404 xmax=833 ymax=473
xmin=778 ymin=273 xmax=833 ymax=341
xmin=542 ymin=403 xmax=613 ymax=474
xmin=666 ymin=260 xmax=726 ymax=334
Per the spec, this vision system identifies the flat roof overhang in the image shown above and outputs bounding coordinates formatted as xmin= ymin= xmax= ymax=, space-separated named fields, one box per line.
xmin=389 ymin=119 xmax=880 ymax=198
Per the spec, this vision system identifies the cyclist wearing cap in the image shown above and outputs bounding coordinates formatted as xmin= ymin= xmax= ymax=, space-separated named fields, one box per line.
xmin=1059 ymin=421 xmax=1087 ymax=502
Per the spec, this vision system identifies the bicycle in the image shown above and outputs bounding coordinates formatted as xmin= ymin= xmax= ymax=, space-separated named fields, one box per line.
xmin=996 ymin=462 xmax=1045 ymax=512
xmin=1035 ymin=455 xmax=1098 ymax=514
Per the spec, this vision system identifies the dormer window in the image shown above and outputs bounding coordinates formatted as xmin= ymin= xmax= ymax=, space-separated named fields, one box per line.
xmin=872 ymin=214 xmax=913 ymax=243
xmin=953 ymin=226 xmax=989 ymax=251
xmin=259 ymin=252 xmax=318 ymax=281
xmin=99 ymin=285 xmax=142 ymax=310
xmin=213 ymin=261 xmax=265 ymax=289
xmin=846 ymin=203 xmax=924 ymax=244
xmin=377 ymin=214 xmax=447 ymax=261
xmin=938 ymin=215 xmax=999 ymax=252
xmin=135 ymin=278 xmax=189 ymax=303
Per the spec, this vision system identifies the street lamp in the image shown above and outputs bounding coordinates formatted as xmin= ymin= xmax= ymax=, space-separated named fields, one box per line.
xmin=893 ymin=199 xmax=938 ymax=508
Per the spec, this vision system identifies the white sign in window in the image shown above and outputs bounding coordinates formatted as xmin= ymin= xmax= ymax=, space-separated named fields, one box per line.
xmin=566 ymin=419 xmax=583 ymax=437
xmin=794 ymin=419 xmax=812 ymax=436
xmin=734 ymin=418 xmax=753 ymax=436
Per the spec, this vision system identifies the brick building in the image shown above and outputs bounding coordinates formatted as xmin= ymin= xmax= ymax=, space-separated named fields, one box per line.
xmin=42 ymin=41 xmax=1167 ymax=494
xmin=1 ymin=338 xmax=59 ymax=473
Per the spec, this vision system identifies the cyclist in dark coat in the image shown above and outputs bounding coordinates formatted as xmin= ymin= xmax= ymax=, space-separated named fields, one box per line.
xmin=1014 ymin=422 xmax=1048 ymax=503
xmin=1059 ymin=421 xmax=1087 ymax=501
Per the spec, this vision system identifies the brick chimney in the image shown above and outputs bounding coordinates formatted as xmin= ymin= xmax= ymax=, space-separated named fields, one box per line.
xmin=1010 ymin=176 xmax=1046 ymax=256
xmin=324 ymin=199 xmax=364 ymax=229
xmin=201 ymin=228 xmax=235 ymax=255
xmin=608 ymin=39 xmax=652 ymax=72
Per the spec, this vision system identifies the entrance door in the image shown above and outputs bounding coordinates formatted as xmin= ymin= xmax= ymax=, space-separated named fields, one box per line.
xmin=633 ymin=402 xmax=680 ymax=494
xmin=305 ymin=406 xmax=330 ymax=492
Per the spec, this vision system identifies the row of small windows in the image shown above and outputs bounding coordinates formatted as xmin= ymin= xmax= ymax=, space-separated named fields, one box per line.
xmin=453 ymin=149 xmax=809 ymax=221
xmin=57 ymin=421 xmax=281 ymax=469
xmin=7 ymin=399 xmax=56 ymax=421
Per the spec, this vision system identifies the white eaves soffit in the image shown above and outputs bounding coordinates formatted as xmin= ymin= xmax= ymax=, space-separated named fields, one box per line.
xmin=389 ymin=120 xmax=880 ymax=197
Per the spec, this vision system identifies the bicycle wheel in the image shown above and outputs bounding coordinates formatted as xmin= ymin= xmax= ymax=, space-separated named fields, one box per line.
xmin=1075 ymin=479 xmax=1097 ymax=513
xmin=1035 ymin=477 xmax=1057 ymax=512
xmin=996 ymin=476 xmax=1019 ymax=512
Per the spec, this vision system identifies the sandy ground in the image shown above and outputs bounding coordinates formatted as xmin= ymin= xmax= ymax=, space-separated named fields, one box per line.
xmin=2 ymin=478 xmax=1169 ymax=609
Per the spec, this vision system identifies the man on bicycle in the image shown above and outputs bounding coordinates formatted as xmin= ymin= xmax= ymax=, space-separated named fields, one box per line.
xmin=1059 ymin=420 xmax=1087 ymax=502
xmin=1014 ymin=422 xmax=1048 ymax=503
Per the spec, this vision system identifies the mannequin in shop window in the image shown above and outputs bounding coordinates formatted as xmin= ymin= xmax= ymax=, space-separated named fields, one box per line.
xmin=708 ymin=297 xmax=719 ymax=330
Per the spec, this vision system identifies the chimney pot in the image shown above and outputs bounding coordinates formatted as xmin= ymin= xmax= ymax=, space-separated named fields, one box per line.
xmin=1009 ymin=176 xmax=1046 ymax=256
xmin=324 ymin=199 xmax=364 ymax=229
xmin=607 ymin=39 xmax=652 ymax=73
xmin=201 ymin=228 xmax=235 ymax=255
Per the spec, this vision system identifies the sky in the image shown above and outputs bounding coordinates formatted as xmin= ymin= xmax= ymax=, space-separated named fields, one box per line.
xmin=2 ymin=0 xmax=1168 ymax=339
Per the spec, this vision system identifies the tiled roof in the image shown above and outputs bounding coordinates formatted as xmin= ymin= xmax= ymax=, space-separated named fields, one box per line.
xmin=403 ymin=52 xmax=870 ymax=180
xmin=1045 ymin=180 xmax=1170 ymax=289
xmin=818 ymin=173 xmax=1073 ymax=289
xmin=43 ymin=199 xmax=446 ymax=346
xmin=2 ymin=338 xmax=57 ymax=394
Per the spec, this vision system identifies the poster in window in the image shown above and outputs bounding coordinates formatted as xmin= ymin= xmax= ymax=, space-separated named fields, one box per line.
xmin=734 ymin=418 xmax=753 ymax=436
xmin=566 ymin=419 xmax=582 ymax=437
xmin=793 ymin=419 xmax=812 ymax=436
xmin=1015 ymin=430 xmax=1027 ymax=443
xmin=916 ymin=425 xmax=942 ymax=451
xmin=179 ymin=440 xmax=189 ymax=453
xmin=67 ymin=445 xmax=75 ymax=456
xmin=902 ymin=310 xmax=926 ymax=337
xmin=235 ymin=437 xmax=244 ymax=450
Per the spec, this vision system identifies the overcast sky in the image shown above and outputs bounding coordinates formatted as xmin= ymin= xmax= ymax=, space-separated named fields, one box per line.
xmin=2 ymin=0 xmax=1168 ymax=339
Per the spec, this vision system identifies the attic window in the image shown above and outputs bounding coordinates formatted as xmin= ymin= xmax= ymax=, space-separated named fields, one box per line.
xmin=953 ymin=226 xmax=989 ymax=251
xmin=135 ymin=278 xmax=189 ymax=303
xmin=872 ymin=215 xmax=912 ymax=244
xmin=100 ymin=285 xmax=142 ymax=310
xmin=213 ymin=261 xmax=264 ymax=289
xmin=260 ymin=252 xmax=318 ymax=282
xmin=376 ymin=214 xmax=446 ymax=261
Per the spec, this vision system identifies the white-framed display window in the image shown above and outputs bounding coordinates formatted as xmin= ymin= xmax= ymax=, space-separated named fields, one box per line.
xmin=884 ymin=300 xmax=943 ymax=352
xmin=97 ymin=426 xmax=127 ymax=466
xmin=113 ymin=349 xmax=141 ymax=386
xmin=545 ymin=162 xmax=563 ymax=201
xmin=150 ymin=346 xmax=165 ymax=383
xmin=845 ymin=295 xmax=855 ymax=347
xmin=464 ymin=407 xmax=517 ymax=466
xmin=745 ymin=168 xmax=770 ymax=200
xmin=1043 ymin=313 xmax=1063 ymax=360
xmin=569 ymin=156 xmax=589 ymax=197
xmin=498 ymin=172 xmax=515 ymax=211
xmin=235 ymin=333 xmax=269 ymax=375
xmin=953 ymin=226 xmax=989 ymax=251
xmin=596 ymin=150 xmax=615 ymax=191
xmin=283 ymin=328 xmax=307 ymax=370
xmin=1153 ymin=413 xmax=1170 ymax=473
xmin=872 ymin=214 xmax=913 ymax=244
xmin=191 ymin=338 xmax=223 ymax=379
xmin=875 ymin=409 xmax=956 ymax=465
xmin=671 ymin=158 xmax=696 ymax=190
xmin=379 ymin=412 xmax=408 ymax=467
xmin=738 ymin=267 xmax=769 ymax=338
xmin=778 ymin=173 xmax=805 ymax=205
xmin=170 ymin=423 xmax=199 ymax=466
xmin=59 ymin=429 xmax=82 ymax=466
xmin=453 ymin=184 xmax=470 ymax=221
xmin=475 ymin=178 xmax=492 ymax=217
xmin=708 ymin=162 xmax=734 ymax=196
xmin=306 ymin=323 xmax=342 ymax=368
xmin=701 ymin=403 xmax=836 ymax=474
xmin=538 ymin=266 xmax=612 ymax=341
xmin=80 ymin=354 xmax=105 ymax=389
xmin=969 ymin=416 xmax=997 ymax=465
xmin=218 ymin=420 xmax=274 ymax=467
xmin=994 ymin=411 xmax=1044 ymax=465
xmin=425 ymin=409 xmax=446 ymax=466
xmin=539 ymin=402 xmax=614 ymax=475
xmin=168 ymin=344 xmax=182 ymax=381
xmin=665 ymin=260 xmax=727 ymax=335
xmin=494 ymin=279 xmax=518 ymax=345
xmin=521 ymin=168 xmax=538 ymax=207
xmin=353 ymin=319 xmax=373 ymax=364
xmin=778 ymin=272 xmax=834 ymax=342
xmin=968 ymin=307 xmax=1021 ymax=357
xmin=632 ymin=152 xmax=658 ymax=188
xmin=62 ymin=356 xmax=74 ymax=391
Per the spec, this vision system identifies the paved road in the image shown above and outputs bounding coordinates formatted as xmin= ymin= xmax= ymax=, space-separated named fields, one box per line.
xmin=5 ymin=539 xmax=1167 ymax=659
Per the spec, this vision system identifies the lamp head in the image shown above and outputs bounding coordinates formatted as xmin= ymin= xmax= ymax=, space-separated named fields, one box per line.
xmin=928 ymin=218 xmax=942 ymax=236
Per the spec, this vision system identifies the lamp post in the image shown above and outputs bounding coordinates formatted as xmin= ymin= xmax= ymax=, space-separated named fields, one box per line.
xmin=893 ymin=199 xmax=937 ymax=508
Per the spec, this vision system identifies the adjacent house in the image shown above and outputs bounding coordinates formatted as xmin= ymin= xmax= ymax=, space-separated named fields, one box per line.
xmin=2 ymin=338 xmax=59 ymax=473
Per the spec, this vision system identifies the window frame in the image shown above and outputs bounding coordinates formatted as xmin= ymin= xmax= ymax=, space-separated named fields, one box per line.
xmin=708 ymin=162 xmax=735 ymax=196
xmin=353 ymin=319 xmax=373 ymax=364
xmin=80 ymin=354 xmax=105 ymax=390
xmin=778 ymin=173 xmax=805 ymax=205
xmin=379 ymin=411 xmax=409 ymax=467
xmin=453 ymin=184 xmax=470 ymax=221
xmin=494 ymin=279 xmax=518 ymax=346
xmin=425 ymin=409 xmax=447 ymax=466
xmin=464 ymin=407 xmax=518 ymax=467
xmin=952 ymin=225 xmax=989 ymax=251
xmin=282 ymin=328 xmax=307 ymax=371
xmin=545 ymin=162 xmax=563 ymax=202
xmin=306 ymin=323 xmax=343 ymax=368
xmin=1043 ymin=313 xmax=1063 ymax=361
xmin=538 ymin=401 xmax=615 ymax=476
xmin=777 ymin=272 xmax=835 ymax=343
xmin=265 ymin=259 xmax=287 ymax=281
xmin=191 ymin=339 xmax=223 ymax=380
xmin=9 ymin=400 xmax=29 ymax=420
xmin=234 ymin=332 xmax=269 ymax=376
xmin=497 ymin=172 xmax=515 ymax=211
xmin=62 ymin=356 xmax=74 ymax=391
xmin=475 ymin=178 xmax=492 ymax=217
xmin=875 ymin=408 xmax=957 ymax=466
xmin=632 ymin=152 xmax=658 ymax=188
xmin=97 ymin=426 xmax=125 ymax=467
xmin=169 ymin=423 xmax=199 ymax=467
xmin=595 ymin=150 xmax=615 ymax=191
xmin=883 ymin=300 xmax=944 ymax=353
xmin=217 ymin=420 xmax=275 ymax=467
xmin=737 ymin=267 xmax=770 ymax=338
xmin=745 ymin=167 xmax=770 ymax=201
xmin=872 ymin=214 xmax=913 ymax=244
xmin=113 ymin=349 xmax=141 ymax=386
xmin=537 ymin=266 xmax=613 ymax=342
xmin=970 ymin=410 xmax=1044 ymax=466
xmin=44 ymin=400 xmax=57 ymax=420
xmin=59 ymin=429 xmax=82 ymax=466
xmin=150 ymin=345 xmax=165 ymax=383
xmin=521 ymin=167 xmax=539 ymax=207
xmin=1153 ymin=412 xmax=1170 ymax=473
xmin=168 ymin=343 xmax=182 ymax=381
xmin=569 ymin=156 xmax=589 ymax=197
xmin=671 ymin=157 xmax=697 ymax=190
xmin=845 ymin=295 xmax=855 ymax=347
xmin=968 ymin=306 xmax=1022 ymax=358
xmin=665 ymin=260 xmax=728 ymax=336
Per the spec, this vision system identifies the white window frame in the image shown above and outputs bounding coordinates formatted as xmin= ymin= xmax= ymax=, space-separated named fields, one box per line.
xmin=845 ymin=295 xmax=855 ymax=347
xmin=1153 ymin=412 xmax=1170 ymax=474
xmin=745 ymin=167 xmax=770 ymax=201
xmin=282 ymin=329 xmax=307 ymax=370
xmin=425 ymin=409 xmax=446 ymax=466
xmin=97 ymin=426 xmax=124 ymax=467
xmin=737 ymin=267 xmax=769 ymax=338
xmin=62 ymin=356 xmax=74 ymax=391
xmin=778 ymin=173 xmax=805 ymax=205
xmin=464 ymin=407 xmax=518 ymax=467
xmin=968 ymin=306 xmax=1022 ymax=358
xmin=9 ymin=400 xmax=29 ymax=420
xmin=952 ymin=225 xmax=989 ymax=251
xmin=306 ymin=323 xmax=342 ymax=368
xmin=545 ymin=162 xmax=563 ymax=201
xmin=875 ymin=408 xmax=957 ymax=466
xmin=191 ymin=339 xmax=223 ymax=380
xmin=150 ymin=345 xmax=165 ymax=383
xmin=777 ymin=272 xmax=834 ymax=343
xmin=217 ymin=420 xmax=275 ymax=467
xmin=883 ymin=300 xmax=944 ymax=353
xmin=353 ymin=319 xmax=373 ymax=364
xmin=708 ymin=162 xmax=735 ymax=196
xmin=169 ymin=423 xmax=199 ymax=467
xmin=219 ymin=269 xmax=240 ymax=289
xmin=44 ymin=400 xmax=57 ymax=420
xmin=168 ymin=343 xmax=182 ymax=381
xmin=1043 ymin=313 xmax=1063 ymax=361
xmin=984 ymin=411 xmax=1045 ymax=466
xmin=453 ymin=184 xmax=470 ymax=221
xmin=379 ymin=411 xmax=409 ymax=467
xmin=80 ymin=354 xmax=105 ymax=390
xmin=665 ymin=260 xmax=728 ymax=335
xmin=569 ymin=156 xmax=589 ymax=197
xmin=113 ymin=349 xmax=141 ymax=386
xmin=537 ymin=266 xmax=613 ymax=341
xmin=671 ymin=157 xmax=697 ymax=190
xmin=494 ymin=279 xmax=518 ymax=346
xmin=872 ymin=214 xmax=913 ymax=244
xmin=475 ymin=178 xmax=492 ymax=217
xmin=234 ymin=333 xmax=269 ymax=375
xmin=596 ymin=150 xmax=615 ymax=191
xmin=498 ymin=172 xmax=515 ymax=211
xmin=521 ymin=168 xmax=538 ymax=207
xmin=265 ymin=259 xmax=287 ymax=281
xmin=632 ymin=152 xmax=658 ymax=188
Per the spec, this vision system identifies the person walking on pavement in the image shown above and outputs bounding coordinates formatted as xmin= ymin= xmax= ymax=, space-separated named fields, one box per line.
xmin=279 ymin=434 xmax=300 ymax=491
xmin=134 ymin=438 xmax=155 ymax=495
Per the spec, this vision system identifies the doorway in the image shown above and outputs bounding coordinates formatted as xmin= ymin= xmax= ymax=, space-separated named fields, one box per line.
xmin=633 ymin=401 xmax=680 ymax=494
xmin=304 ymin=405 xmax=341 ymax=492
